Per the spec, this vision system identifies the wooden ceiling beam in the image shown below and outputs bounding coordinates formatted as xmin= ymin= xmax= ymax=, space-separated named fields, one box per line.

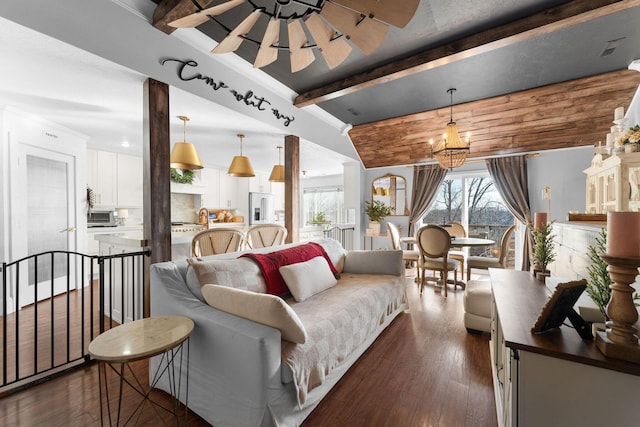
xmin=152 ymin=0 xmax=210 ymax=34
xmin=294 ymin=0 xmax=640 ymax=108
xmin=348 ymin=70 xmax=640 ymax=169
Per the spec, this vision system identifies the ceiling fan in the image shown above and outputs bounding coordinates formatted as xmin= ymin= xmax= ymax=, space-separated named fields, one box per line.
xmin=167 ymin=0 xmax=419 ymax=72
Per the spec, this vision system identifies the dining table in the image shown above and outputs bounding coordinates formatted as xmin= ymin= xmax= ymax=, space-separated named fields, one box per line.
xmin=399 ymin=236 xmax=495 ymax=248
xmin=399 ymin=235 xmax=495 ymax=290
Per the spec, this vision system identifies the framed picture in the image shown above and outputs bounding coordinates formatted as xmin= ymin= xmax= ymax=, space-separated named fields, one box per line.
xmin=531 ymin=279 xmax=591 ymax=339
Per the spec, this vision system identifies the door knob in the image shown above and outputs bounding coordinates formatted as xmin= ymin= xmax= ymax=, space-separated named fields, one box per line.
xmin=60 ymin=227 xmax=77 ymax=233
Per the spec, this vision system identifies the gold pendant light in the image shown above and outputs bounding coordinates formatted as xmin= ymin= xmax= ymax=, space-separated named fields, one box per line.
xmin=170 ymin=115 xmax=203 ymax=170
xmin=431 ymin=88 xmax=471 ymax=170
xmin=228 ymin=133 xmax=255 ymax=177
xmin=268 ymin=145 xmax=285 ymax=182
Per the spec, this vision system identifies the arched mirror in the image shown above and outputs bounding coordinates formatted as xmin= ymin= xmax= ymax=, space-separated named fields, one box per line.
xmin=372 ymin=174 xmax=409 ymax=216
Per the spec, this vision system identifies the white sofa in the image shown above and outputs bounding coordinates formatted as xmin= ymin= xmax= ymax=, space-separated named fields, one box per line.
xmin=149 ymin=239 xmax=407 ymax=427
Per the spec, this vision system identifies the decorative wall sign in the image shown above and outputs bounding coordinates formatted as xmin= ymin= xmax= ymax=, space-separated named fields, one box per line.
xmin=162 ymin=58 xmax=295 ymax=127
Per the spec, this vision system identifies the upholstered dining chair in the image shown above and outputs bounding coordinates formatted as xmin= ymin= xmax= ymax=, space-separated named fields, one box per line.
xmin=447 ymin=222 xmax=468 ymax=280
xmin=466 ymin=225 xmax=516 ymax=279
xmin=245 ymin=224 xmax=288 ymax=249
xmin=416 ymin=225 xmax=459 ymax=297
xmin=191 ymin=228 xmax=245 ymax=257
xmin=387 ymin=222 xmax=420 ymax=282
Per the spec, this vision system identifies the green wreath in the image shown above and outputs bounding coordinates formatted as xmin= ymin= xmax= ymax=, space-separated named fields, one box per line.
xmin=170 ymin=168 xmax=195 ymax=184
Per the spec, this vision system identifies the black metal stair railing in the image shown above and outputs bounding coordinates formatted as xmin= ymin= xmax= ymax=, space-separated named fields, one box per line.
xmin=1 ymin=249 xmax=150 ymax=395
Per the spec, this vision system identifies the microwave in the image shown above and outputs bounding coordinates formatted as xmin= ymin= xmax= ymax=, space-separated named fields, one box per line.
xmin=87 ymin=210 xmax=117 ymax=227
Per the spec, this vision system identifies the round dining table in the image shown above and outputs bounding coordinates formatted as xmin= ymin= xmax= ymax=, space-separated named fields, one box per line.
xmin=399 ymin=235 xmax=495 ymax=291
xmin=399 ymin=236 xmax=495 ymax=248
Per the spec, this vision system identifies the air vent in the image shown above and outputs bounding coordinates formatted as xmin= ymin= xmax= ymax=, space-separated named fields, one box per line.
xmin=601 ymin=37 xmax=626 ymax=57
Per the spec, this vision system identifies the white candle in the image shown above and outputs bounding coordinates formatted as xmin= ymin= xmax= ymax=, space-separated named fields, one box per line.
xmin=607 ymin=211 xmax=640 ymax=257
xmin=615 ymin=106 xmax=625 ymax=121
xmin=606 ymin=133 xmax=613 ymax=146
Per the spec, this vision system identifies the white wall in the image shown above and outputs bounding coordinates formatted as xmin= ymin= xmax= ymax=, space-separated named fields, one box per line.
xmin=527 ymin=146 xmax=593 ymax=221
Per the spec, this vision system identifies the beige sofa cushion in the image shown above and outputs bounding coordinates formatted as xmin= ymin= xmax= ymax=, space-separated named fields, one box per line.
xmin=188 ymin=257 xmax=266 ymax=293
xmin=201 ymin=284 xmax=307 ymax=344
xmin=279 ymin=256 xmax=338 ymax=302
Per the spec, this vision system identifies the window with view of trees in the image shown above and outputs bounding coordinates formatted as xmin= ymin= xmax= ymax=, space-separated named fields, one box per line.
xmin=423 ymin=174 xmax=514 ymax=258
xmin=303 ymin=186 xmax=344 ymax=225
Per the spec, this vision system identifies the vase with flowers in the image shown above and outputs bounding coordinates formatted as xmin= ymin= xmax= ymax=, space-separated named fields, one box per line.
xmin=619 ymin=124 xmax=640 ymax=153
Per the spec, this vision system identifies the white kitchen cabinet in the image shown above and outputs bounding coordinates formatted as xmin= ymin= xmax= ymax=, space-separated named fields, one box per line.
xmin=201 ymin=168 xmax=220 ymax=208
xmin=87 ymin=149 xmax=117 ymax=206
xmin=219 ymin=172 xmax=239 ymax=210
xmin=116 ymin=153 xmax=142 ymax=207
xmin=248 ymin=172 xmax=271 ymax=193
xmin=87 ymin=149 xmax=142 ymax=208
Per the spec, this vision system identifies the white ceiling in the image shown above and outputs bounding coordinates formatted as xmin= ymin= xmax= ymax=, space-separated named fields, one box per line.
xmin=0 ymin=15 xmax=354 ymax=176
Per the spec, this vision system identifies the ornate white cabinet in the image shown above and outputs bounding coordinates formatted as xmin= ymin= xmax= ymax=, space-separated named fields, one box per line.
xmin=584 ymin=152 xmax=640 ymax=213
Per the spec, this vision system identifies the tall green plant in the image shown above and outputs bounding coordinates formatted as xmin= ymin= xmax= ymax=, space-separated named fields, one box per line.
xmin=532 ymin=221 xmax=556 ymax=271
xmin=586 ymin=228 xmax=611 ymax=319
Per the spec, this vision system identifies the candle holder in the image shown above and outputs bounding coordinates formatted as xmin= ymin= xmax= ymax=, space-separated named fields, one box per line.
xmin=596 ymin=254 xmax=640 ymax=363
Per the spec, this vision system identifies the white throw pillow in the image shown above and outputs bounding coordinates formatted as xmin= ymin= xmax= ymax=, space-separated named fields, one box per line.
xmin=317 ymin=238 xmax=347 ymax=273
xmin=201 ymin=284 xmax=307 ymax=344
xmin=279 ymin=256 xmax=338 ymax=302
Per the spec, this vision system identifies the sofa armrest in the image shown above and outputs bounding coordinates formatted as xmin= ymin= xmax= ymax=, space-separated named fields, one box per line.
xmin=149 ymin=262 xmax=283 ymax=409
xmin=342 ymin=250 xmax=403 ymax=276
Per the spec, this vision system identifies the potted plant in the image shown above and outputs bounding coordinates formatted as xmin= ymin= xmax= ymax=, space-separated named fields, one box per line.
xmin=586 ymin=228 xmax=612 ymax=322
xmin=365 ymin=200 xmax=392 ymax=235
xmin=531 ymin=221 xmax=556 ymax=280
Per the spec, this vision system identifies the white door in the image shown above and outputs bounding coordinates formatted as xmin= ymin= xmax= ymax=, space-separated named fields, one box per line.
xmin=7 ymin=112 xmax=86 ymax=311
xmin=11 ymin=144 xmax=78 ymax=307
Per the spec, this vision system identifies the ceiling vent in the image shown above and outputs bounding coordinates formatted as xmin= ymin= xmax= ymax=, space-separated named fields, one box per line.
xmin=601 ymin=37 xmax=626 ymax=57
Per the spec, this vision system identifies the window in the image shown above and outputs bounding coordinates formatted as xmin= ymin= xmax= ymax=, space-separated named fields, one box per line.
xmin=303 ymin=186 xmax=344 ymax=225
xmin=423 ymin=173 xmax=514 ymax=258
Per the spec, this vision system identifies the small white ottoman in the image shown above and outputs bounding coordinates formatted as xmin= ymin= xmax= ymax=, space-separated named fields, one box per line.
xmin=463 ymin=280 xmax=492 ymax=333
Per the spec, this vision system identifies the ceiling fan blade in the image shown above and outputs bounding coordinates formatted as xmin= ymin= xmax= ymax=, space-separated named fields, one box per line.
xmin=254 ymin=18 xmax=280 ymax=68
xmin=169 ymin=0 xmax=245 ymax=28
xmin=321 ymin=2 xmax=388 ymax=55
xmin=288 ymin=19 xmax=315 ymax=73
xmin=329 ymin=0 xmax=419 ymax=28
xmin=305 ymin=13 xmax=352 ymax=69
xmin=212 ymin=10 xmax=262 ymax=54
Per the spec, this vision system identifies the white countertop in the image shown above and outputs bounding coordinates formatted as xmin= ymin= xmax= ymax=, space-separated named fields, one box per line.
xmin=94 ymin=231 xmax=200 ymax=247
xmin=87 ymin=225 xmax=143 ymax=233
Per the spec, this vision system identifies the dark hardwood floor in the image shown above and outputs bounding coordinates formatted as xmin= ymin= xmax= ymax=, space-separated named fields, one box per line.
xmin=0 ymin=271 xmax=497 ymax=426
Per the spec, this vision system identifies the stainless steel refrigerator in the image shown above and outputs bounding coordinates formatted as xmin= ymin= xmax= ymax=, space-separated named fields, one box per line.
xmin=249 ymin=192 xmax=274 ymax=225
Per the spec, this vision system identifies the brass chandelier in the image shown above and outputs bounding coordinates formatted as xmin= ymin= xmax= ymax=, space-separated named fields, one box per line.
xmin=431 ymin=88 xmax=471 ymax=170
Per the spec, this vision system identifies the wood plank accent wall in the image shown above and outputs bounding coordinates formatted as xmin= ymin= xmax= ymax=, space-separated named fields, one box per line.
xmin=349 ymin=70 xmax=640 ymax=169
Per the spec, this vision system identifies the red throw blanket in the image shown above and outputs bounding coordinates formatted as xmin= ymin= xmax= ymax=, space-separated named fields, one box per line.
xmin=241 ymin=242 xmax=338 ymax=296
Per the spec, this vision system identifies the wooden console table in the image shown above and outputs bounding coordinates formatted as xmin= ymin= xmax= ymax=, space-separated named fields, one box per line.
xmin=489 ymin=268 xmax=640 ymax=427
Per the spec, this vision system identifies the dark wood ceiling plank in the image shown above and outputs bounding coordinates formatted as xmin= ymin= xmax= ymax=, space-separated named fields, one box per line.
xmin=294 ymin=0 xmax=640 ymax=107
xmin=349 ymin=70 xmax=640 ymax=168
xmin=153 ymin=0 xmax=209 ymax=34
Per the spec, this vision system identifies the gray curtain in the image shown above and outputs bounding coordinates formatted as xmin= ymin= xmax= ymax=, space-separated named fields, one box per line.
xmin=408 ymin=164 xmax=447 ymax=236
xmin=485 ymin=156 xmax=532 ymax=271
